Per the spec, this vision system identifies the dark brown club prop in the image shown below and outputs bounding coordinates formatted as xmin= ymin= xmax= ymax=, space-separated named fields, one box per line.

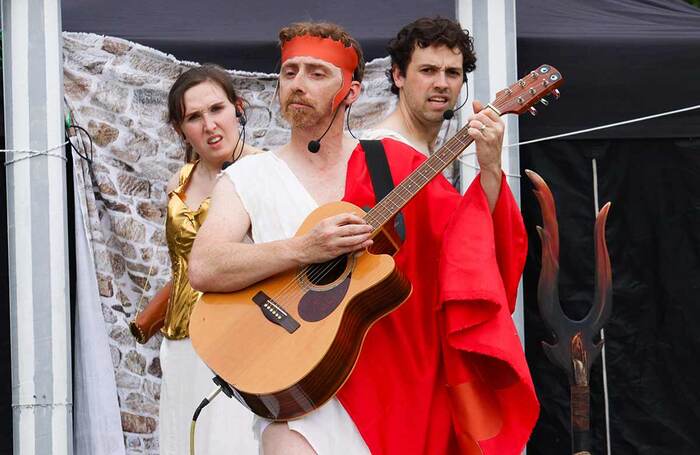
xmin=525 ymin=169 xmax=613 ymax=455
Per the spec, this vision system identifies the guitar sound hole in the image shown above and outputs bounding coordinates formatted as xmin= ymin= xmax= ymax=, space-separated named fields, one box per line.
xmin=305 ymin=255 xmax=348 ymax=286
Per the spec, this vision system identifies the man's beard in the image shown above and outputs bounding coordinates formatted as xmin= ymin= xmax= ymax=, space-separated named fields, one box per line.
xmin=282 ymin=96 xmax=331 ymax=128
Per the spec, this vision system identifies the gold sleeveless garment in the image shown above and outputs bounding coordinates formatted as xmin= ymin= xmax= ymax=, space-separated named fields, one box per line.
xmin=161 ymin=161 xmax=210 ymax=339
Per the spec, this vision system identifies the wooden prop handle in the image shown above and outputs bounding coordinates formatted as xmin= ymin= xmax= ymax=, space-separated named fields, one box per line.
xmin=571 ymin=384 xmax=591 ymax=454
xmin=129 ymin=281 xmax=172 ymax=343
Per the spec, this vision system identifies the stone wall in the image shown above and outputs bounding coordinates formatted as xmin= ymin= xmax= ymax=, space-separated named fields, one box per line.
xmin=63 ymin=32 xmax=407 ymax=453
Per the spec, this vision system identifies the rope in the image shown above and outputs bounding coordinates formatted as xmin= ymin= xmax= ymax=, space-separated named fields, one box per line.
xmin=457 ymin=103 xmax=700 ymax=179
xmin=2 ymin=141 xmax=69 ymax=166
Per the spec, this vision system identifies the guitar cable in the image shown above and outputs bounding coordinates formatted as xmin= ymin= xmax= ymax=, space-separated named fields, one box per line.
xmin=189 ymin=375 xmax=234 ymax=455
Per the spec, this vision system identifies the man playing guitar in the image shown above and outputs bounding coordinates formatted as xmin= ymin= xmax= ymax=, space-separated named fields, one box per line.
xmin=189 ymin=21 xmax=538 ymax=455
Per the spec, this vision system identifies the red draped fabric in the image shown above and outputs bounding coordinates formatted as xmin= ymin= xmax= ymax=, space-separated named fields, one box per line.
xmin=337 ymin=139 xmax=538 ymax=454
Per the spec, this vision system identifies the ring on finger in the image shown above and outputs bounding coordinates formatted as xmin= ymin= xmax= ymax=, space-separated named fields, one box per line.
xmin=480 ymin=125 xmax=487 ymax=133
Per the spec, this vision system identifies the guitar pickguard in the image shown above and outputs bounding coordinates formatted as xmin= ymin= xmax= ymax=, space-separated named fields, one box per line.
xmin=298 ymin=275 xmax=351 ymax=322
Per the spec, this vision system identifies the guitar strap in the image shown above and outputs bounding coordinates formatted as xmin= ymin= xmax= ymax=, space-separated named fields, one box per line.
xmin=360 ymin=140 xmax=405 ymax=240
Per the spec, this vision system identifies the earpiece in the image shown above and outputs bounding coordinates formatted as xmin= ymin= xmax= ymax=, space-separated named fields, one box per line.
xmin=222 ymin=108 xmax=247 ymax=170
xmin=236 ymin=109 xmax=247 ymax=127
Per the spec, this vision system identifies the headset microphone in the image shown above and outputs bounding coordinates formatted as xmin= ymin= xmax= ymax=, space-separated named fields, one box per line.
xmin=307 ymin=103 xmax=343 ymax=154
xmin=236 ymin=109 xmax=247 ymax=127
xmin=222 ymin=109 xmax=247 ymax=170
xmin=442 ymin=80 xmax=469 ymax=121
xmin=307 ymin=139 xmax=321 ymax=154
xmin=442 ymin=95 xmax=469 ymax=120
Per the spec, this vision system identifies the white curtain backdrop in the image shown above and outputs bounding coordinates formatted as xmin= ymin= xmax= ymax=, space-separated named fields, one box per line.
xmin=72 ymin=166 xmax=126 ymax=455
xmin=63 ymin=32 xmax=398 ymax=453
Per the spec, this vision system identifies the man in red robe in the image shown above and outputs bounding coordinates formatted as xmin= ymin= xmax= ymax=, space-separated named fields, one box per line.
xmin=363 ymin=17 xmax=476 ymax=158
xmin=190 ymin=21 xmax=538 ymax=454
xmin=358 ymin=18 xmax=539 ymax=452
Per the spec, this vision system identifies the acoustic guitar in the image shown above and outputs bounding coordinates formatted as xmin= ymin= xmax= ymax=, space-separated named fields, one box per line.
xmin=189 ymin=64 xmax=564 ymax=420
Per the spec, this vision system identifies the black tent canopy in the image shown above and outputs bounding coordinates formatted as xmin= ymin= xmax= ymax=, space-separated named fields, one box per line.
xmin=516 ymin=1 xmax=700 ymax=454
xmin=62 ymin=0 xmax=455 ymax=72
xmin=517 ymin=0 xmax=700 ymax=140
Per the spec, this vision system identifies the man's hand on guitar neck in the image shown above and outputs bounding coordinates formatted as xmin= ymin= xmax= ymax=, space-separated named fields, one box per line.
xmin=467 ymin=100 xmax=505 ymax=213
xmin=295 ymin=213 xmax=374 ymax=264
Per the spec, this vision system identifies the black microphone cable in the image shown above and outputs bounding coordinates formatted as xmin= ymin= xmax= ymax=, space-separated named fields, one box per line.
xmin=189 ymin=375 xmax=234 ymax=455
xmin=222 ymin=110 xmax=247 ymax=170
xmin=442 ymin=79 xmax=470 ymax=121
xmin=345 ymin=104 xmax=358 ymax=140
xmin=307 ymin=102 xmax=344 ymax=153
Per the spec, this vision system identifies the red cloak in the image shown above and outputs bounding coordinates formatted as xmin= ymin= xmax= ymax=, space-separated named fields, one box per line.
xmin=337 ymin=139 xmax=539 ymax=454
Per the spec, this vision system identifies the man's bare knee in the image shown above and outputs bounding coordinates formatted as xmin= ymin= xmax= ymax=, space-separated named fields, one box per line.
xmin=261 ymin=423 xmax=317 ymax=455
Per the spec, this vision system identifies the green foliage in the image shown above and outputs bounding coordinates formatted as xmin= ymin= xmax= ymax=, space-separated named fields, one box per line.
xmin=686 ymin=0 xmax=700 ymax=7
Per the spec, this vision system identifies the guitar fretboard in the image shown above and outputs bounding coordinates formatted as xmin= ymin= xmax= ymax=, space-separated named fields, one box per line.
xmin=363 ymin=128 xmax=474 ymax=231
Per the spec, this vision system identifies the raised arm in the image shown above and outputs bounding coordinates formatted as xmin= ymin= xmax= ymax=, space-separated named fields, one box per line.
xmin=467 ymin=100 xmax=505 ymax=212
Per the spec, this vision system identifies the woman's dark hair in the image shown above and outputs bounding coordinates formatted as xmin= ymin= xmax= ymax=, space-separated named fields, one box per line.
xmin=167 ymin=63 xmax=242 ymax=162
xmin=386 ymin=17 xmax=477 ymax=95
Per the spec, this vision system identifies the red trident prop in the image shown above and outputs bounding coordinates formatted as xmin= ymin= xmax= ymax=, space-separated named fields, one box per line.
xmin=525 ymin=169 xmax=612 ymax=455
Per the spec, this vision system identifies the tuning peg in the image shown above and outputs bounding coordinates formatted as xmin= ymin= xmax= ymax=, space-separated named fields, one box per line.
xmin=529 ymin=106 xmax=538 ymax=116
xmin=540 ymin=98 xmax=549 ymax=106
xmin=552 ymin=89 xmax=561 ymax=99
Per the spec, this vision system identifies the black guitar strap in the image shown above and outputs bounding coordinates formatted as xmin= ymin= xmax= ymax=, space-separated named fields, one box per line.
xmin=360 ymin=140 xmax=405 ymax=240
xmin=361 ymin=140 xmax=394 ymax=202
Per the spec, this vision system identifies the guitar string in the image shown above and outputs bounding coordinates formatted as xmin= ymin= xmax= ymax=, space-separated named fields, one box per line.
xmin=266 ymin=86 xmax=530 ymax=307
xmin=267 ymin=130 xmax=475 ymax=308
xmin=270 ymin=133 xmax=465 ymax=303
xmin=263 ymin=75 xmax=552 ymax=310
xmin=267 ymin=124 xmax=481 ymax=307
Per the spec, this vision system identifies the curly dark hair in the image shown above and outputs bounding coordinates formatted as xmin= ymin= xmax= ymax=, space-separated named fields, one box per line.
xmin=386 ymin=16 xmax=476 ymax=95
xmin=279 ymin=22 xmax=365 ymax=83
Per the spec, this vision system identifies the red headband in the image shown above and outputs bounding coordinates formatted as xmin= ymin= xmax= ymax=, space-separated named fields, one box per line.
xmin=281 ymin=35 xmax=359 ymax=111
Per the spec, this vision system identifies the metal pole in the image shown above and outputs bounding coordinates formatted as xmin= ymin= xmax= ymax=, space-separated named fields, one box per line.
xmin=2 ymin=0 xmax=73 ymax=453
xmin=457 ymin=0 xmax=525 ymax=341
xmin=592 ymin=158 xmax=613 ymax=455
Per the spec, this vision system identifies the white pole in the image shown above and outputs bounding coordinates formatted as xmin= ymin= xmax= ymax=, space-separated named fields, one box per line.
xmin=592 ymin=158 xmax=613 ymax=455
xmin=2 ymin=0 xmax=73 ymax=453
xmin=457 ymin=3 xmax=525 ymax=454
xmin=456 ymin=0 xmax=524 ymax=341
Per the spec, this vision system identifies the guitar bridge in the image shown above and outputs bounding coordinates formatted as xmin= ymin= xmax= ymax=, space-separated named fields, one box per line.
xmin=252 ymin=291 xmax=300 ymax=334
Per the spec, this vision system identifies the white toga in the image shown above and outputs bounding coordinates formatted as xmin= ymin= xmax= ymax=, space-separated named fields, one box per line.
xmin=223 ymin=151 xmax=371 ymax=455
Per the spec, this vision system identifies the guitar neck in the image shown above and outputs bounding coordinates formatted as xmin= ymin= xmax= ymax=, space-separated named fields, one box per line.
xmin=363 ymin=63 xmax=564 ymax=232
xmin=363 ymin=120 xmax=476 ymax=231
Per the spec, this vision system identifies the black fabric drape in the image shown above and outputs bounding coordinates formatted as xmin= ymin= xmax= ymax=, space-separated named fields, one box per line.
xmin=517 ymin=0 xmax=700 ymax=140
xmin=521 ymin=138 xmax=700 ymax=454
xmin=61 ymin=0 xmax=455 ymax=73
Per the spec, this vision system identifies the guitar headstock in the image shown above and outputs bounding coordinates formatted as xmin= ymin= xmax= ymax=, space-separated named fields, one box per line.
xmin=491 ymin=64 xmax=563 ymax=116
